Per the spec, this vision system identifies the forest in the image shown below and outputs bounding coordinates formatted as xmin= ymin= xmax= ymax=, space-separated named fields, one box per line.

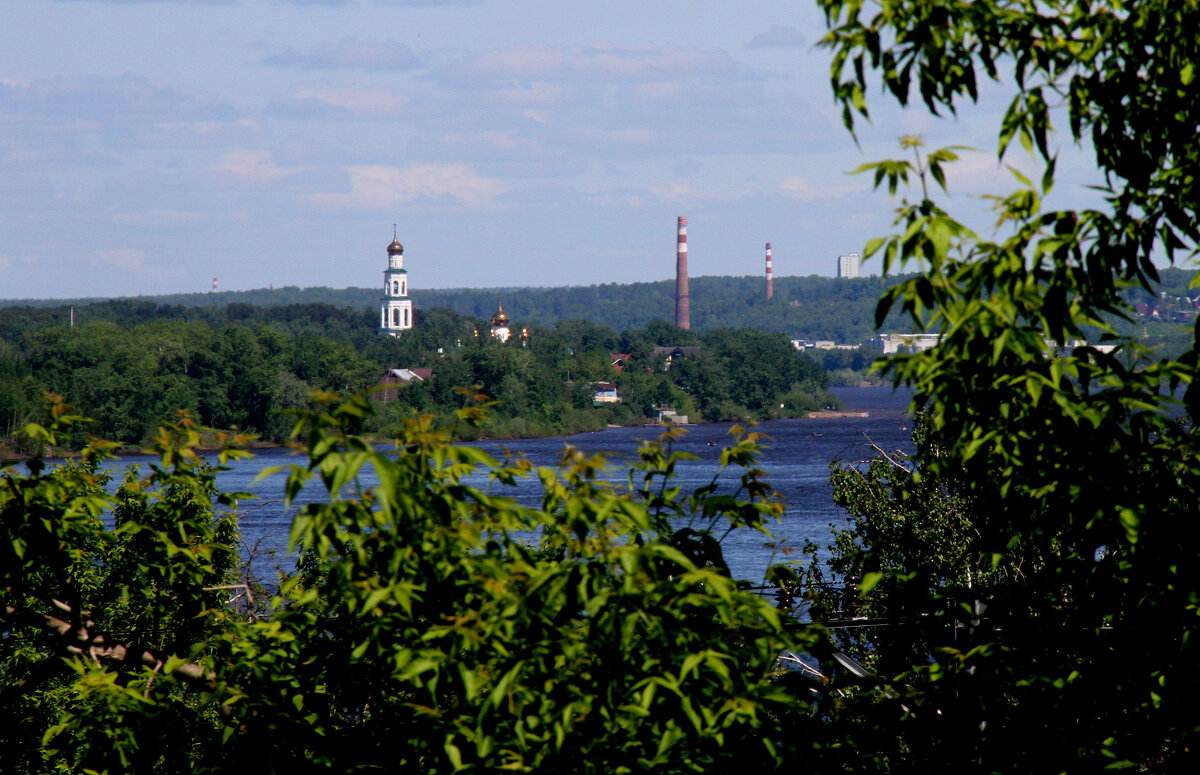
xmin=0 ymin=300 xmax=836 ymax=451
xmin=7 ymin=265 xmax=1192 ymax=357
xmin=6 ymin=1 xmax=1200 ymax=772
xmin=1 ymin=273 xmax=907 ymax=343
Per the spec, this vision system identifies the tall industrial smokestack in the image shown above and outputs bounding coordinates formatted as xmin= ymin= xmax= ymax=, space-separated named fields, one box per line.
xmin=765 ymin=242 xmax=773 ymax=300
xmin=675 ymin=216 xmax=690 ymax=330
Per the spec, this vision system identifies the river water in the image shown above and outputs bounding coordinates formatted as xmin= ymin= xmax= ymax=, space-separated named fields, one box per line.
xmin=81 ymin=386 xmax=915 ymax=584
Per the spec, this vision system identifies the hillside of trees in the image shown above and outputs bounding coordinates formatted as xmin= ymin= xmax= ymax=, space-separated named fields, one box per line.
xmin=0 ymin=301 xmax=836 ymax=450
xmin=1 ymin=274 xmax=909 ymax=344
xmin=8 ymin=265 xmax=1194 ymax=352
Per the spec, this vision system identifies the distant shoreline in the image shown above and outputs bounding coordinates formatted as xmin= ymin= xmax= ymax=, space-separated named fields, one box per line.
xmin=3 ymin=387 xmax=900 ymax=463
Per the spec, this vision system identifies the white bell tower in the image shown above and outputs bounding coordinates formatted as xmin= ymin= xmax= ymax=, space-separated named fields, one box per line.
xmin=380 ymin=226 xmax=413 ymax=335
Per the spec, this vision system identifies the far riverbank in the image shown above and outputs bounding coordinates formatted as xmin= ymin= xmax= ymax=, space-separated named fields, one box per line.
xmin=3 ymin=386 xmax=902 ymax=463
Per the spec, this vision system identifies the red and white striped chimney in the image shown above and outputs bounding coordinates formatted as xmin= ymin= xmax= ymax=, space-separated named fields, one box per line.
xmin=212 ymin=276 xmax=218 ymax=293
xmin=765 ymin=242 xmax=773 ymax=300
xmin=675 ymin=216 xmax=690 ymax=330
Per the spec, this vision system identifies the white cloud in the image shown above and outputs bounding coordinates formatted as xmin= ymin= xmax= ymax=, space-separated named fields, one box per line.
xmin=51 ymin=0 xmax=234 ymax=4
xmin=97 ymin=248 xmax=148 ymax=270
xmin=263 ymin=38 xmax=421 ymax=71
xmin=268 ymin=84 xmax=413 ymax=119
xmin=630 ymin=81 xmax=684 ymax=101
xmin=308 ymin=164 xmax=507 ymax=210
xmin=574 ymin=127 xmax=657 ymax=145
xmin=649 ymin=183 xmax=702 ymax=202
xmin=276 ymin=0 xmax=477 ymax=5
xmin=484 ymin=81 xmax=571 ymax=107
xmin=0 ymin=74 xmax=242 ymax=152
xmin=374 ymin=0 xmax=480 ymax=5
xmin=211 ymin=150 xmax=296 ymax=182
xmin=0 ymin=74 xmax=238 ymax=123
xmin=112 ymin=209 xmax=208 ymax=227
xmin=427 ymin=130 xmax=540 ymax=154
xmin=585 ymin=191 xmax=649 ymax=209
xmin=940 ymin=151 xmax=1038 ymax=196
xmin=778 ymin=175 xmax=863 ymax=202
xmin=778 ymin=175 xmax=819 ymax=201
xmin=130 ymin=120 xmax=237 ymax=149
xmin=747 ymin=25 xmax=807 ymax=49
xmin=440 ymin=45 xmax=745 ymax=83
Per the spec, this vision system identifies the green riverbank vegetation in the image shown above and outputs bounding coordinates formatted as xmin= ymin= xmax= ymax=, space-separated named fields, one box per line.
xmin=0 ymin=306 xmax=836 ymax=451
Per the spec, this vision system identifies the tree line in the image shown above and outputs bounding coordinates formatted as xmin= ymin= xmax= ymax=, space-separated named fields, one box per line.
xmin=0 ymin=303 xmax=836 ymax=450
xmin=1 ymin=274 xmax=916 ymax=344
xmin=8 ymin=265 xmax=1192 ymax=356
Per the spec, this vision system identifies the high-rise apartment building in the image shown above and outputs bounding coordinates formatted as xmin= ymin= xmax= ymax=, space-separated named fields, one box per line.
xmin=837 ymin=252 xmax=861 ymax=279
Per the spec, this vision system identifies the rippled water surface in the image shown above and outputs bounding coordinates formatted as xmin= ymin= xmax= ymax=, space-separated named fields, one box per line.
xmin=86 ymin=386 xmax=915 ymax=583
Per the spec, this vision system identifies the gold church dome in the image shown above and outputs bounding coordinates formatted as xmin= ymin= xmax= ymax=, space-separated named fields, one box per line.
xmin=387 ymin=237 xmax=404 ymax=254
xmin=491 ymin=302 xmax=510 ymax=327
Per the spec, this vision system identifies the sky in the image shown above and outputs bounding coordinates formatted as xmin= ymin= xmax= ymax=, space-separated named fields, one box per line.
xmin=1 ymin=0 xmax=1100 ymax=300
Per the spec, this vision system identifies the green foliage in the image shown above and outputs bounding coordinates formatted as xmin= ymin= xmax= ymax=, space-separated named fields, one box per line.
xmin=7 ymin=318 xmax=379 ymax=445
xmin=807 ymin=416 xmax=1015 ymax=677
xmin=1 ymin=301 xmax=835 ymax=448
xmin=366 ymin=318 xmax=836 ymax=437
xmin=809 ymin=0 xmax=1200 ymax=769
xmin=1 ymin=400 xmax=253 ymax=773
xmin=2 ymin=397 xmax=824 ymax=773
xmin=0 ymin=340 xmax=34 ymax=440
xmin=665 ymin=329 xmax=836 ymax=421
xmin=806 ymin=344 xmax=884 ymax=386
xmin=0 ymin=275 xmax=918 ymax=345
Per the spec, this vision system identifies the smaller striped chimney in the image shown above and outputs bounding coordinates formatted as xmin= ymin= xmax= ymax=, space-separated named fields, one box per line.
xmin=765 ymin=242 xmax=773 ymax=300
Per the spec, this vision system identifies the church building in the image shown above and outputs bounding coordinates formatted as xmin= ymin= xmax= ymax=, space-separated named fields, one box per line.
xmin=490 ymin=302 xmax=511 ymax=343
xmin=380 ymin=230 xmax=413 ymax=335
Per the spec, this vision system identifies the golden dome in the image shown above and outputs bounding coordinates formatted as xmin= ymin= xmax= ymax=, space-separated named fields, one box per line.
xmin=491 ymin=302 xmax=510 ymax=327
xmin=387 ymin=237 xmax=404 ymax=254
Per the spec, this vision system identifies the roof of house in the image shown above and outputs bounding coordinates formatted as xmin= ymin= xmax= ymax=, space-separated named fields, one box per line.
xmin=650 ymin=346 xmax=701 ymax=358
xmin=382 ymin=368 xmax=432 ymax=383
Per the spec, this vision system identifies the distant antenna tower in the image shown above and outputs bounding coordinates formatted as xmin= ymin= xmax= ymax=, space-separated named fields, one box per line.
xmin=212 ymin=276 xmax=219 ymax=293
xmin=765 ymin=242 xmax=773 ymax=300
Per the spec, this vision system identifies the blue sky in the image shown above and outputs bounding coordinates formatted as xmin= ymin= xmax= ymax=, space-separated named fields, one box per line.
xmin=1 ymin=0 xmax=1097 ymax=299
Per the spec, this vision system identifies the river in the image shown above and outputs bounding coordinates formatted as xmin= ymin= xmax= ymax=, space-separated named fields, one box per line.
xmin=73 ymin=386 xmax=915 ymax=584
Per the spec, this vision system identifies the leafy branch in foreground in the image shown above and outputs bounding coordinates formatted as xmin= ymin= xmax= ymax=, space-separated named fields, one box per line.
xmin=3 ymin=395 xmax=830 ymax=773
xmin=811 ymin=0 xmax=1200 ymax=769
